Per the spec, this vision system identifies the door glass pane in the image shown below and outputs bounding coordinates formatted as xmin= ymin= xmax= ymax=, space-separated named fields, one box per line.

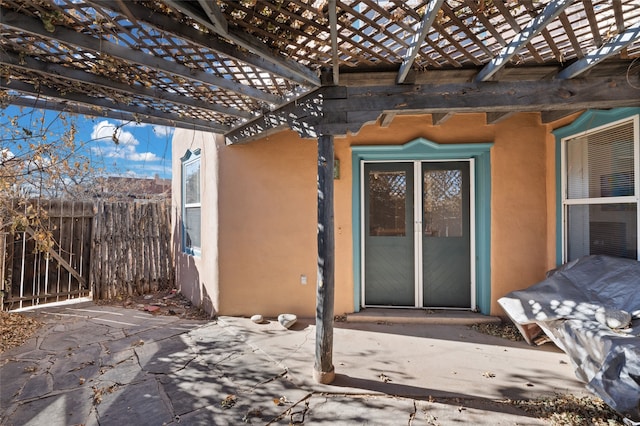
xmin=423 ymin=169 xmax=463 ymax=237
xmin=567 ymin=204 xmax=638 ymax=261
xmin=368 ymin=171 xmax=406 ymax=236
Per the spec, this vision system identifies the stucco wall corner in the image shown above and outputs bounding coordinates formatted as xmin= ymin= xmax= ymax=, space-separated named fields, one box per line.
xmin=171 ymin=128 xmax=221 ymax=317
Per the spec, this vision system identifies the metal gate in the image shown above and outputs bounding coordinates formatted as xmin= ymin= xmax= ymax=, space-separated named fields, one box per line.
xmin=1 ymin=200 xmax=93 ymax=310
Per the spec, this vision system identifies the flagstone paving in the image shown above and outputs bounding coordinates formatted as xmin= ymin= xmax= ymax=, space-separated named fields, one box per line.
xmin=0 ymin=302 xmax=597 ymax=425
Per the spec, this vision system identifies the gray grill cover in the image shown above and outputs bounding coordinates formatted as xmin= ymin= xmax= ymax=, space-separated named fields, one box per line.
xmin=498 ymin=255 xmax=640 ymax=421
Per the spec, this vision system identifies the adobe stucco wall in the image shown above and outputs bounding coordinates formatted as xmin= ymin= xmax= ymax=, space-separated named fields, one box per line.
xmin=171 ymin=129 xmax=222 ymax=316
xmin=217 ymin=131 xmax=325 ymax=316
xmin=176 ymin=112 xmax=565 ymax=318
xmin=346 ymin=113 xmax=552 ymax=316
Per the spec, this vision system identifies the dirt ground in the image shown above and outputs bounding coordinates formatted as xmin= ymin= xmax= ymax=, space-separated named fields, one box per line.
xmin=95 ymin=288 xmax=211 ymax=320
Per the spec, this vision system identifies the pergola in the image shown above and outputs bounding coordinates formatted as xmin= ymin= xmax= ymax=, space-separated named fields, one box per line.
xmin=2 ymin=0 xmax=639 ymax=383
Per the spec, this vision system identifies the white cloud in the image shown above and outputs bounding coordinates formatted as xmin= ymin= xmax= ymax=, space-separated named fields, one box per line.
xmin=91 ymin=120 xmax=139 ymax=146
xmin=152 ymin=125 xmax=174 ymax=137
xmin=128 ymin=152 xmax=160 ymax=162
xmin=1 ymin=148 xmax=15 ymax=164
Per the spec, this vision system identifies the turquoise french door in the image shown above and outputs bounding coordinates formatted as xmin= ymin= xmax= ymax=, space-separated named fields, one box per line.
xmin=363 ymin=161 xmax=473 ymax=308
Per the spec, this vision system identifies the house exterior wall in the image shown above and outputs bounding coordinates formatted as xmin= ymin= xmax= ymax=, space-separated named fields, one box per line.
xmin=171 ymin=129 xmax=222 ymax=316
xmin=216 ymin=131 xmax=323 ymax=316
xmin=172 ymin=112 xmax=563 ymax=318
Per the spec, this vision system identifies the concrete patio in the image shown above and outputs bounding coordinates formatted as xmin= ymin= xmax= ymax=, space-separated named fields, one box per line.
xmin=0 ymin=302 xmax=593 ymax=425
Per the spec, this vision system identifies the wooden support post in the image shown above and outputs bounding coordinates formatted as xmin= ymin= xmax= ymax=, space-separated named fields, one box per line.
xmin=314 ymin=134 xmax=336 ymax=384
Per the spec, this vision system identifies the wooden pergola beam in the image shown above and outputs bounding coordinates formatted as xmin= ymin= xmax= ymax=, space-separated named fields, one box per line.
xmin=227 ymin=74 xmax=640 ymax=143
xmin=314 ymin=75 xmax=639 ymax=136
xmin=0 ymin=7 xmax=283 ymax=105
xmin=0 ymin=52 xmax=252 ymax=120
xmin=2 ymin=79 xmax=230 ymax=133
xmin=486 ymin=112 xmax=516 ymax=125
xmin=314 ymin=134 xmax=336 ymax=384
xmin=88 ymin=0 xmax=314 ymax=88
xmin=475 ymin=0 xmax=574 ymax=82
xmin=162 ymin=0 xmax=320 ymax=87
xmin=431 ymin=112 xmax=454 ymax=125
xmin=196 ymin=0 xmax=228 ymax=34
xmin=325 ymin=75 xmax=640 ymax=114
xmin=556 ymin=21 xmax=640 ymax=79
xmin=397 ymin=0 xmax=445 ymax=84
xmin=7 ymin=96 xmax=216 ymax=132
xmin=540 ymin=110 xmax=583 ymax=124
xmin=328 ymin=0 xmax=339 ymax=86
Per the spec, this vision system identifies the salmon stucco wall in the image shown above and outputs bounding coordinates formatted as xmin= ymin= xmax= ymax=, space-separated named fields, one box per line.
xmin=344 ymin=113 xmax=550 ymax=316
xmin=171 ymin=129 xmax=221 ymax=317
xmin=488 ymin=113 xmax=549 ymax=315
xmin=176 ymin=111 xmax=563 ymax=318
xmin=216 ymin=131 xmax=348 ymax=317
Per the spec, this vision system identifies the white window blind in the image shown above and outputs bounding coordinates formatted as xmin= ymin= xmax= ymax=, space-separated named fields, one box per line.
xmin=563 ymin=116 xmax=639 ymax=262
xmin=566 ymin=121 xmax=635 ymax=200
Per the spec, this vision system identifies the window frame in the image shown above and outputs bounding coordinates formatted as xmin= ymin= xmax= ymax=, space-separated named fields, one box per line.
xmin=559 ymin=114 xmax=640 ymax=263
xmin=181 ymin=148 xmax=201 ymax=256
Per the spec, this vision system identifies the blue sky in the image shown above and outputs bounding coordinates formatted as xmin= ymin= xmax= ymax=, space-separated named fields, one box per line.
xmin=1 ymin=105 xmax=174 ymax=179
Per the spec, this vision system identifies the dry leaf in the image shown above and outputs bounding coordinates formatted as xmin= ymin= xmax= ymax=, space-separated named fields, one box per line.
xmin=273 ymin=396 xmax=288 ymax=406
xmin=0 ymin=312 xmax=43 ymax=353
xmin=378 ymin=373 xmax=392 ymax=383
xmin=221 ymin=394 xmax=237 ymax=409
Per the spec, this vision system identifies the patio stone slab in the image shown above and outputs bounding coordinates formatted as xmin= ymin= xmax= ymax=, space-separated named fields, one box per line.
xmin=1 ymin=303 xmax=606 ymax=425
xmin=95 ymin=378 xmax=173 ymax=425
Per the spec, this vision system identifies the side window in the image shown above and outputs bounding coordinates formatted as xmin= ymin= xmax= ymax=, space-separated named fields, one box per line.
xmin=182 ymin=149 xmax=201 ymax=256
xmin=562 ymin=116 xmax=638 ymax=261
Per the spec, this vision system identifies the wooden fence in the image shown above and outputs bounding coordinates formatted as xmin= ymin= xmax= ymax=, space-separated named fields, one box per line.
xmin=91 ymin=200 xmax=174 ymax=300
xmin=1 ymin=199 xmax=174 ymax=310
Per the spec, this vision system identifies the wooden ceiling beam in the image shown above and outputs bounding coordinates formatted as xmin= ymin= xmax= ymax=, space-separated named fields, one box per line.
xmin=229 ymin=73 xmax=639 ymax=142
xmin=88 ymin=0 xmax=314 ymax=89
xmin=397 ymin=0 xmax=445 ymax=84
xmin=1 ymin=79 xmax=230 ymax=133
xmin=540 ymin=110 xmax=583 ymax=124
xmin=0 ymin=7 xmax=282 ymax=105
xmin=163 ymin=0 xmax=320 ymax=87
xmin=581 ymin=0 xmax=603 ymax=47
xmin=431 ymin=112 xmax=455 ymax=125
xmin=475 ymin=0 xmax=574 ymax=82
xmin=324 ymin=75 xmax=640 ymax=114
xmin=486 ymin=112 xmax=516 ymax=125
xmin=556 ymin=21 xmax=640 ymax=79
xmin=328 ymin=0 xmax=339 ymax=86
xmin=196 ymin=0 xmax=228 ymax=34
xmin=379 ymin=113 xmax=396 ymax=127
xmin=0 ymin=52 xmax=253 ymax=120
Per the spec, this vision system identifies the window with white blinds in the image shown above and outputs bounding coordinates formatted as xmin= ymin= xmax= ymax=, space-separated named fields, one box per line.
xmin=562 ymin=116 xmax=639 ymax=262
xmin=182 ymin=149 xmax=201 ymax=256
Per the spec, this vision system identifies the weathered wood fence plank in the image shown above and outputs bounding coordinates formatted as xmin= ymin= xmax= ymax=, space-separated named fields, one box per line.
xmin=90 ymin=200 xmax=174 ymax=300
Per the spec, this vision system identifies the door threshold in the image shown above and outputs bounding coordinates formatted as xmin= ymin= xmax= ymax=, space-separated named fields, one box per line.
xmin=346 ymin=308 xmax=500 ymax=325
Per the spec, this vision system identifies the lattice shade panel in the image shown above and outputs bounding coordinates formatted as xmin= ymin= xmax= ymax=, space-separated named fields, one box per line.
xmin=1 ymin=0 xmax=639 ymax=135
